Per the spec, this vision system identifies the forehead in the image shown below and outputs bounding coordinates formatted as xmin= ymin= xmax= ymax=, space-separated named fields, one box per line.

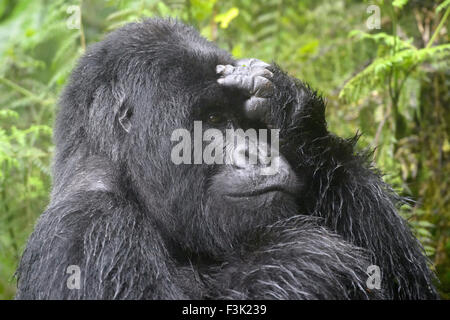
xmin=156 ymin=45 xmax=239 ymax=105
xmin=153 ymin=26 xmax=233 ymax=82
xmin=169 ymin=48 xmax=230 ymax=86
xmin=192 ymin=81 xmax=247 ymax=115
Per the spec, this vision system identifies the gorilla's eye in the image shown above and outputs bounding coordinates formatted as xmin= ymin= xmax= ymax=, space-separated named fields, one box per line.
xmin=207 ymin=113 xmax=225 ymax=125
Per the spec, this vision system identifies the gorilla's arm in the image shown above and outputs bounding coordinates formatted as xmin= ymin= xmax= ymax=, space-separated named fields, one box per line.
xmin=204 ymin=217 xmax=381 ymax=299
xmin=16 ymin=191 xmax=187 ymax=299
xmin=217 ymin=60 xmax=438 ymax=299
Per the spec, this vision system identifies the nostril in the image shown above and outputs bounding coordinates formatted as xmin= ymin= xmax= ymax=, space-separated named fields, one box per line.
xmin=231 ymin=146 xmax=248 ymax=168
xmin=231 ymin=144 xmax=258 ymax=168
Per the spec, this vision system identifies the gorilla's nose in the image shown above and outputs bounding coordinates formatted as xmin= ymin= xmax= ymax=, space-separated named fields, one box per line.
xmin=231 ymin=140 xmax=258 ymax=169
xmin=229 ymin=137 xmax=288 ymax=177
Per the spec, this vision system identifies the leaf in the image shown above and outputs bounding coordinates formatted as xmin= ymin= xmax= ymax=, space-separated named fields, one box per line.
xmin=339 ymin=43 xmax=450 ymax=103
xmin=392 ymin=0 xmax=409 ymax=9
xmin=106 ymin=9 xmax=137 ymax=22
xmin=0 ymin=110 xmax=19 ymax=119
xmin=214 ymin=7 xmax=239 ymax=29
xmin=349 ymin=30 xmax=415 ymax=51
xmin=437 ymin=0 xmax=450 ymax=12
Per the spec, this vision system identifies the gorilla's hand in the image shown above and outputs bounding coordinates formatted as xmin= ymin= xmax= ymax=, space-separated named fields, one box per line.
xmin=216 ymin=58 xmax=274 ymax=123
xmin=217 ymin=58 xmax=328 ymax=151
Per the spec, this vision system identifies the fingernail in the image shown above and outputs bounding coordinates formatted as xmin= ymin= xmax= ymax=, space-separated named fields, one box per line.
xmin=216 ymin=65 xmax=226 ymax=74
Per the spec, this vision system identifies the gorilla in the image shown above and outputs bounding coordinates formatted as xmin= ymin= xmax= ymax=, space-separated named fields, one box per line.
xmin=16 ymin=18 xmax=438 ymax=300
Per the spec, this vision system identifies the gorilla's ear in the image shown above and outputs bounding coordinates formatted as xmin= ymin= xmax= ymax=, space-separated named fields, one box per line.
xmin=118 ymin=103 xmax=132 ymax=133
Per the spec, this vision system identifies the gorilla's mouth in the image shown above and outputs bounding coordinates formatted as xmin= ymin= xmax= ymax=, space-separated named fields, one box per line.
xmin=226 ymin=185 xmax=295 ymax=198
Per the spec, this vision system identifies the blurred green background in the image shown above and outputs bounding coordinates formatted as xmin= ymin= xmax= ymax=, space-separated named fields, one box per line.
xmin=0 ymin=0 xmax=449 ymax=299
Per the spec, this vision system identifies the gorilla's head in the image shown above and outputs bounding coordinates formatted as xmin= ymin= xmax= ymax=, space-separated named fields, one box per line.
xmin=57 ymin=19 xmax=301 ymax=258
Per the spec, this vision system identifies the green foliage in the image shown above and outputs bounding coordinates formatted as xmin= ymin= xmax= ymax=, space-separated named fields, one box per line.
xmin=0 ymin=0 xmax=449 ymax=299
xmin=214 ymin=7 xmax=239 ymax=29
xmin=393 ymin=0 xmax=409 ymax=9
xmin=437 ymin=0 xmax=450 ymax=12
xmin=340 ymin=30 xmax=450 ymax=103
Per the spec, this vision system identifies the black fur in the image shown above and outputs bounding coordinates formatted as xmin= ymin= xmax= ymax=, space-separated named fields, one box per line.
xmin=16 ymin=18 xmax=438 ymax=300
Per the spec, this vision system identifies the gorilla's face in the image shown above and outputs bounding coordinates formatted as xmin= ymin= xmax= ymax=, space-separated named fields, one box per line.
xmin=190 ymin=86 xmax=301 ymax=254
xmin=116 ymin=35 xmax=301 ymax=256
xmin=159 ymin=69 xmax=300 ymax=256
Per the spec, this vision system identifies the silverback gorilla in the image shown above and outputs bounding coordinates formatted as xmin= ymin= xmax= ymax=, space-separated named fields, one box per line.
xmin=16 ymin=18 xmax=438 ymax=299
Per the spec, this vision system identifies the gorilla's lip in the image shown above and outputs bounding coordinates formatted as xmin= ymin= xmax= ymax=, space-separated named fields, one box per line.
xmin=225 ymin=185 xmax=296 ymax=198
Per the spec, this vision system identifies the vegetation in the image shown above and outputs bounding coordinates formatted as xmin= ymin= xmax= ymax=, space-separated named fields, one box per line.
xmin=0 ymin=0 xmax=449 ymax=299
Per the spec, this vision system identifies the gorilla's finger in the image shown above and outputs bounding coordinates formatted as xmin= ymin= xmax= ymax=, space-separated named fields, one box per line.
xmin=252 ymin=76 xmax=274 ymax=97
xmin=217 ymin=64 xmax=273 ymax=79
xmin=217 ymin=74 xmax=249 ymax=88
xmin=254 ymin=68 xmax=273 ymax=78
xmin=234 ymin=67 xmax=273 ymax=78
xmin=237 ymin=58 xmax=270 ymax=69
xmin=217 ymin=74 xmax=274 ymax=99
xmin=245 ymin=96 xmax=269 ymax=121
xmin=216 ymin=64 xmax=235 ymax=75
